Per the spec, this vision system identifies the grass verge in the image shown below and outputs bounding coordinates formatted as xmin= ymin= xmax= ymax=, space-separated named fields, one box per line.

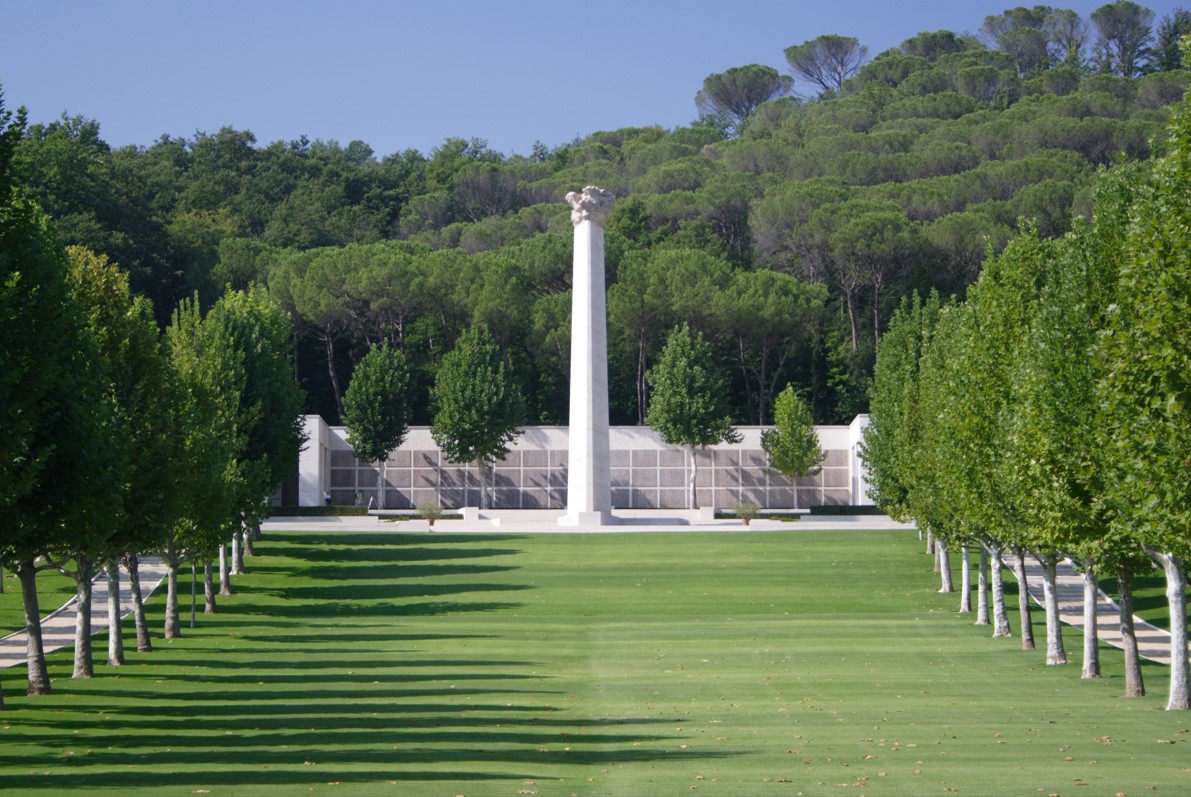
xmin=0 ymin=529 xmax=1187 ymax=796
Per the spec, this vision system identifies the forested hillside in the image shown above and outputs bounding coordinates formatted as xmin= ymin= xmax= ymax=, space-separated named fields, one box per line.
xmin=14 ymin=3 xmax=1191 ymax=425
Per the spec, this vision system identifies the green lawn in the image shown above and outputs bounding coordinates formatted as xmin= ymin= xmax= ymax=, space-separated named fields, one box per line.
xmin=0 ymin=565 xmax=77 ymax=633
xmin=1 ymin=529 xmax=1187 ymax=796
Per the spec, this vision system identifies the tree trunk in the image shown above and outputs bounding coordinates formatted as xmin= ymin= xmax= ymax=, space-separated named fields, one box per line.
xmin=17 ymin=560 xmax=51 ymax=695
xmin=756 ymin=344 xmax=769 ymax=426
xmin=72 ymin=557 xmax=96 ymax=678
xmin=736 ymin=336 xmax=757 ymax=425
xmin=1009 ymin=547 xmax=1034 ymax=650
xmin=959 ymin=543 xmax=972 ymax=613
xmin=378 ymin=458 xmax=387 ymax=510
xmin=232 ymin=529 xmax=245 ymax=575
xmin=637 ymin=337 xmax=647 ymax=426
xmin=124 ymin=553 xmax=152 ymax=652
xmin=190 ymin=561 xmax=197 ymax=629
xmin=203 ymin=560 xmax=216 ymax=614
xmin=844 ymin=288 xmax=859 ymax=352
xmin=478 ymin=459 xmax=491 ymax=510
xmin=1153 ymin=551 xmax=1189 ymax=710
xmin=219 ymin=544 xmax=232 ymax=596
xmin=937 ymin=539 xmax=953 ymax=593
xmin=1117 ymin=564 xmax=1145 ymax=698
xmin=989 ymin=544 xmax=1013 ymax=638
xmin=1036 ymin=553 xmax=1067 ymax=665
xmin=325 ymin=329 xmax=345 ymax=422
xmin=243 ymin=523 xmax=255 ymax=556
xmin=106 ymin=559 xmax=124 ymax=666
xmin=688 ymin=446 xmax=698 ymax=510
xmin=1080 ymin=562 xmax=1100 ymax=679
xmin=164 ymin=541 xmax=181 ymax=640
xmin=976 ymin=547 xmax=990 ymax=626
xmin=926 ymin=531 xmax=935 ymax=556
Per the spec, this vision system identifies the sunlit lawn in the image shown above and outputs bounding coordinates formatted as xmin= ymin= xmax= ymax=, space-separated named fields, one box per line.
xmin=0 ymin=529 xmax=1187 ymax=796
xmin=0 ymin=566 xmax=77 ymax=633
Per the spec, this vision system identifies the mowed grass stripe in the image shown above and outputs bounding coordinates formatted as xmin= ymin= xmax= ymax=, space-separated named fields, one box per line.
xmin=0 ymin=529 xmax=1186 ymax=797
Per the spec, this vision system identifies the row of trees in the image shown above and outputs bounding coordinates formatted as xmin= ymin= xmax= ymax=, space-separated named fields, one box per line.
xmin=862 ymin=69 xmax=1191 ymax=710
xmin=1 ymin=93 xmax=305 ymax=706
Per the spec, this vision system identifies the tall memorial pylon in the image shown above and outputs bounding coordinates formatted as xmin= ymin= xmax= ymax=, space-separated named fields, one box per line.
xmin=560 ymin=186 xmax=617 ymax=527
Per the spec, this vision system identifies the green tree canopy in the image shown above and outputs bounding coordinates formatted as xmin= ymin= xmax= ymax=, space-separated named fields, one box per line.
xmin=205 ymin=284 xmax=306 ymax=524
xmin=695 ymin=65 xmax=793 ymax=134
xmin=1091 ymin=1 xmax=1155 ymax=76
xmin=430 ymin=325 xmax=524 ymax=509
xmin=646 ymin=323 xmax=741 ymax=508
xmin=761 ymin=385 xmax=825 ymax=500
xmin=342 ymin=342 xmax=411 ymax=509
xmin=785 ymin=35 xmax=869 ymax=96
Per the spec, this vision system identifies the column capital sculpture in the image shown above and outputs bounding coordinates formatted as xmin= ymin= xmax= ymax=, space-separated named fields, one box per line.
xmin=565 ymin=185 xmax=615 ymax=226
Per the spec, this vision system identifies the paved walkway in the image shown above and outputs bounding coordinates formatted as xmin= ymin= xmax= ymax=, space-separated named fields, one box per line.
xmin=1004 ymin=553 xmax=1182 ymax=665
xmin=0 ymin=558 xmax=169 ymax=670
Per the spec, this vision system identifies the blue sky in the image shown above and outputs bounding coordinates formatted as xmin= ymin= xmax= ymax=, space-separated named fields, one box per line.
xmin=2 ymin=0 xmax=1185 ymax=158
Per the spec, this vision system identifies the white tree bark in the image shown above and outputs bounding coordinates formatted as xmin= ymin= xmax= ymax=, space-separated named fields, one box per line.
xmin=959 ymin=543 xmax=972 ymax=613
xmin=203 ymin=560 xmax=216 ymax=614
xmin=1152 ymin=551 xmax=1189 ymax=710
xmin=688 ymin=446 xmax=699 ymax=510
xmin=989 ymin=543 xmax=1013 ymax=638
xmin=1036 ymin=553 xmax=1068 ymax=665
xmin=976 ymin=547 xmax=990 ymax=625
xmin=1080 ymin=561 xmax=1100 ymax=678
xmin=937 ymin=539 xmax=953 ymax=593
xmin=219 ymin=543 xmax=232 ymax=596
xmin=106 ymin=560 xmax=124 ymax=666
xmin=164 ymin=540 xmax=181 ymax=640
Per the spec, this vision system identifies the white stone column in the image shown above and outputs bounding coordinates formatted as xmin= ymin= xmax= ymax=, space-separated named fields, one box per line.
xmin=560 ymin=186 xmax=617 ymax=527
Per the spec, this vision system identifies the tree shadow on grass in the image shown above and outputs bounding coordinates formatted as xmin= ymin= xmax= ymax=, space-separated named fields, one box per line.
xmin=270 ymin=534 xmax=525 ymax=563
xmin=269 ymin=580 xmax=529 ymax=603
xmin=242 ymin=599 xmax=525 ymax=619
xmin=1 ymin=699 xmax=731 ymax=792
xmin=2 ymin=532 xmax=743 ymax=792
xmin=296 ymin=561 xmax=519 ymax=582
xmin=238 ymin=632 xmax=496 ymax=645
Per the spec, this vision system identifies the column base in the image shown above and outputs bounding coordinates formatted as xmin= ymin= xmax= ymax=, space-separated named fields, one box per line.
xmin=557 ymin=510 xmax=619 ymax=528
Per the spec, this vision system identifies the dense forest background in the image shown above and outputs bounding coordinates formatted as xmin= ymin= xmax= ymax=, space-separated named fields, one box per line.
xmin=13 ymin=3 xmax=1191 ymax=427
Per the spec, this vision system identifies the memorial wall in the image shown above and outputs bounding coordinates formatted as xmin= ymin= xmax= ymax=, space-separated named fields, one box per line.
xmin=296 ymin=416 xmax=874 ymax=510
